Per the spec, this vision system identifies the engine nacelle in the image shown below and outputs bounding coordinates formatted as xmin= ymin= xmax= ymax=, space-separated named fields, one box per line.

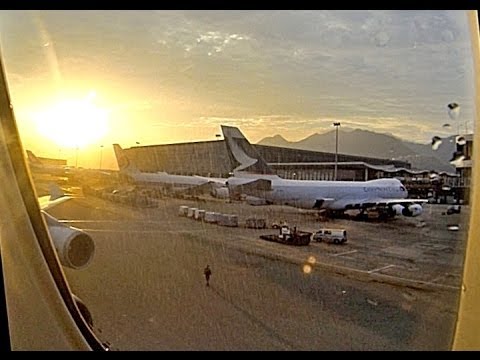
xmin=42 ymin=211 xmax=95 ymax=270
xmin=391 ymin=204 xmax=423 ymax=217
xmin=407 ymin=204 xmax=423 ymax=217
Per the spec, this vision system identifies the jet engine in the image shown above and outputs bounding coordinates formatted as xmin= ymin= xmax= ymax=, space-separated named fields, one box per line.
xmin=42 ymin=211 xmax=95 ymax=270
xmin=391 ymin=204 xmax=423 ymax=217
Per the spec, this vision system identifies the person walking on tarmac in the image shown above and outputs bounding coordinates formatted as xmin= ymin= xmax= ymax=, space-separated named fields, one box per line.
xmin=204 ymin=264 xmax=212 ymax=287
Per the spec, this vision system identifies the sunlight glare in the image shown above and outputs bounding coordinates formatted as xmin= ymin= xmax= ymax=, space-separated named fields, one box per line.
xmin=34 ymin=94 xmax=109 ymax=148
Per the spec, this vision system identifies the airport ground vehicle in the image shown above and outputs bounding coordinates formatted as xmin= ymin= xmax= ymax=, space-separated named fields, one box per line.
xmin=447 ymin=205 xmax=462 ymax=215
xmin=313 ymin=229 xmax=347 ymax=245
xmin=260 ymin=226 xmax=311 ymax=246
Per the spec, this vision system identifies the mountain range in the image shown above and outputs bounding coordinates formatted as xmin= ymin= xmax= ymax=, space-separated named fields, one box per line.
xmin=257 ymin=128 xmax=457 ymax=173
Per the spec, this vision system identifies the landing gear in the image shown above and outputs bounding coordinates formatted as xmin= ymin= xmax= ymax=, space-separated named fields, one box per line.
xmin=354 ymin=209 xmax=368 ymax=221
xmin=378 ymin=207 xmax=396 ymax=220
xmin=326 ymin=210 xmax=346 ymax=219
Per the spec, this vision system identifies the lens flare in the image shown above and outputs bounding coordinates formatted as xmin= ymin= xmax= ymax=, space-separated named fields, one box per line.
xmin=303 ymin=264 xmax=312 ymax=274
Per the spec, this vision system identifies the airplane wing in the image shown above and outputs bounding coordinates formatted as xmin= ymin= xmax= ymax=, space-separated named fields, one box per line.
xmin=38 ymin=183 xmax=72 ymax=210
xmin=336 ymin=197 xmax=428 ymax=210
xmin=374 ymin=198 xmax=429 ymax=206
xmin=36 ymin=186 xmax=95 ymax=271
xmin=173 ymin=181 xmax=216 ymax=196
xmin=38 ymin=194 xmax=72 ymax=210
xmin=229 ymin=178 xmax=272 ymax=192
xmin=227 ymin=178 xmax=273 ymax=199
xmin=324 ymin=197 xmax=427 ymax=218
xmin=193 ymin=176 xmax=228 ymax=187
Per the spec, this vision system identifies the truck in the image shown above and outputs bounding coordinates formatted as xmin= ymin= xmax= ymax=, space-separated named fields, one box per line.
xmin=312 ymin=228 xmax=347 ymax=244
xmin=259 ymin=225 xmax=311 ymax=246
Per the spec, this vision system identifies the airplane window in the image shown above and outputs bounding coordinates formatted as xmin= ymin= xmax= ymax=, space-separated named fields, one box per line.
xmin=0 ymin=10 xmax=478 ymax=350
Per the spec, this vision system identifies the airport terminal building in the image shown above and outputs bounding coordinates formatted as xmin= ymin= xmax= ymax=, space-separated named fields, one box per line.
xmin=118 ymin=137 xmax=465 ymax=203
xmin=122 ymin=140 xmax=412 ymax=181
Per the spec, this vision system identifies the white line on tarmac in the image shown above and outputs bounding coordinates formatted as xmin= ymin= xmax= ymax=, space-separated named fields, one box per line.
xmin=331 ymin=250 xmax=358 ymax=257
xmin=367 ymin=264 xmax=395 ymax=274
xmin=425 ymin=274 xmax=448 ymax=284
xmin=81 ymin=229 xmax=208 ymax=234
xmin=59 ymin=220 xmax=171 ymax=224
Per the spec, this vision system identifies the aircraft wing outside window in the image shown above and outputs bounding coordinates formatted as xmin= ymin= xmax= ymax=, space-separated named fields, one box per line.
xmin=0 ymin=45 xmax=106 ymax=350
xmin=38 ymin=193 xmax=72 ymax=210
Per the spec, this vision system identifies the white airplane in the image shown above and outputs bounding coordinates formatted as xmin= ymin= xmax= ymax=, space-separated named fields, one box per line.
xmin=113 ymin=143 xmax=227 ymax=195
xmin=26 ymin=149 xmax=69 ymax=176
xmin=221 ymin=125 xmax=428 ymax=218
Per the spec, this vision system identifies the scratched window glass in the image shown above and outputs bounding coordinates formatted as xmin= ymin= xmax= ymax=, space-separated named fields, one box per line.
xmin=0 ymin=10 xmax=474 ymax=350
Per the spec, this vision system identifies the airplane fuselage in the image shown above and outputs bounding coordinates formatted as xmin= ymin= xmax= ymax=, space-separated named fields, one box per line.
xmin=227 ymin=176 xmax=408 ymax=210
xmin=129 ymin=171 xmax=209 ymax=188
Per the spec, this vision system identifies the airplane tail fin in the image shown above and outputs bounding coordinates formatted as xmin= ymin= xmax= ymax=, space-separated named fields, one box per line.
xmin=113 ymin=144 xmax=139 ymax=174
xmin=26 ymin=150 xmax=44 ymax=167
xmin=221 ymin=125 xmax=274 ymax=175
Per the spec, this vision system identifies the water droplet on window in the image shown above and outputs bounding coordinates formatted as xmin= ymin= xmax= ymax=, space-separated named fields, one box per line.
xmin=374 ymin=31 xmax=390 ymax=47
xmin=431 ymin=136 xmax=442 ymax=150
xmin=447 ymin=102 xmax=460 ymax=120
xmin=450 ymin=151 xmax=465 ymax=165
xmin=447 ymin=224 xmax=459 ymax=231
xmin=456 ymin=135 xmax=466 ymax=146
xmin=441 ymin=29 xmax=454 ymax=43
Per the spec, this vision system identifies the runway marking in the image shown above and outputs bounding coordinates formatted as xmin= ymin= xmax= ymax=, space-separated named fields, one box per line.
xmin=81 ymin=229 xmax=208 ymax=234
xmin=367 ymin=264 xmax=395 ymax=274
xmin=331 ymin=250 xmax=358 ymax=257
xmin=59 ymin=220 xmax=172 ymax=224
xmin=425 ymin=274 xmax=448 ymax=284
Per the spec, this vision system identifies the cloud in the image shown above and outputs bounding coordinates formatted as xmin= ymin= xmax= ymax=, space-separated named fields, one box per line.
xmin=3 ymin=10 xmax=475 ymax=147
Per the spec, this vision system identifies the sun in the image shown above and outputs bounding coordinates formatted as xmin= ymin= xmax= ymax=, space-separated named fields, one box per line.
xmin=34 ymin=92 xmax=109 ymax=148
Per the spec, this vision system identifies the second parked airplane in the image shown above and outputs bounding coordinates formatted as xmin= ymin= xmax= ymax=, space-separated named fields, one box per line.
xmin=221 ymin=125 xmax=427 ymax=218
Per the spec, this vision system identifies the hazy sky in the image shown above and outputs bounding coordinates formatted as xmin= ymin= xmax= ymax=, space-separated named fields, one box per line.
xmin=0 ymin=10 xmax=475 ymax=169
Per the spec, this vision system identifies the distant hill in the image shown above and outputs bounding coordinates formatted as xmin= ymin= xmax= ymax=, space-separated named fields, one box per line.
xmin=258 ymin=128 xmax=456 ymax=173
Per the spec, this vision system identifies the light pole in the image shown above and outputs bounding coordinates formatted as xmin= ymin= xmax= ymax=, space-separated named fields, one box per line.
xmin=75 ymin=146 xmax=79 ymax=168
xmin=333 ymin=122 xmax=341 ymax=180
xmin=99 ymin=145 xmax=104 ymax=170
